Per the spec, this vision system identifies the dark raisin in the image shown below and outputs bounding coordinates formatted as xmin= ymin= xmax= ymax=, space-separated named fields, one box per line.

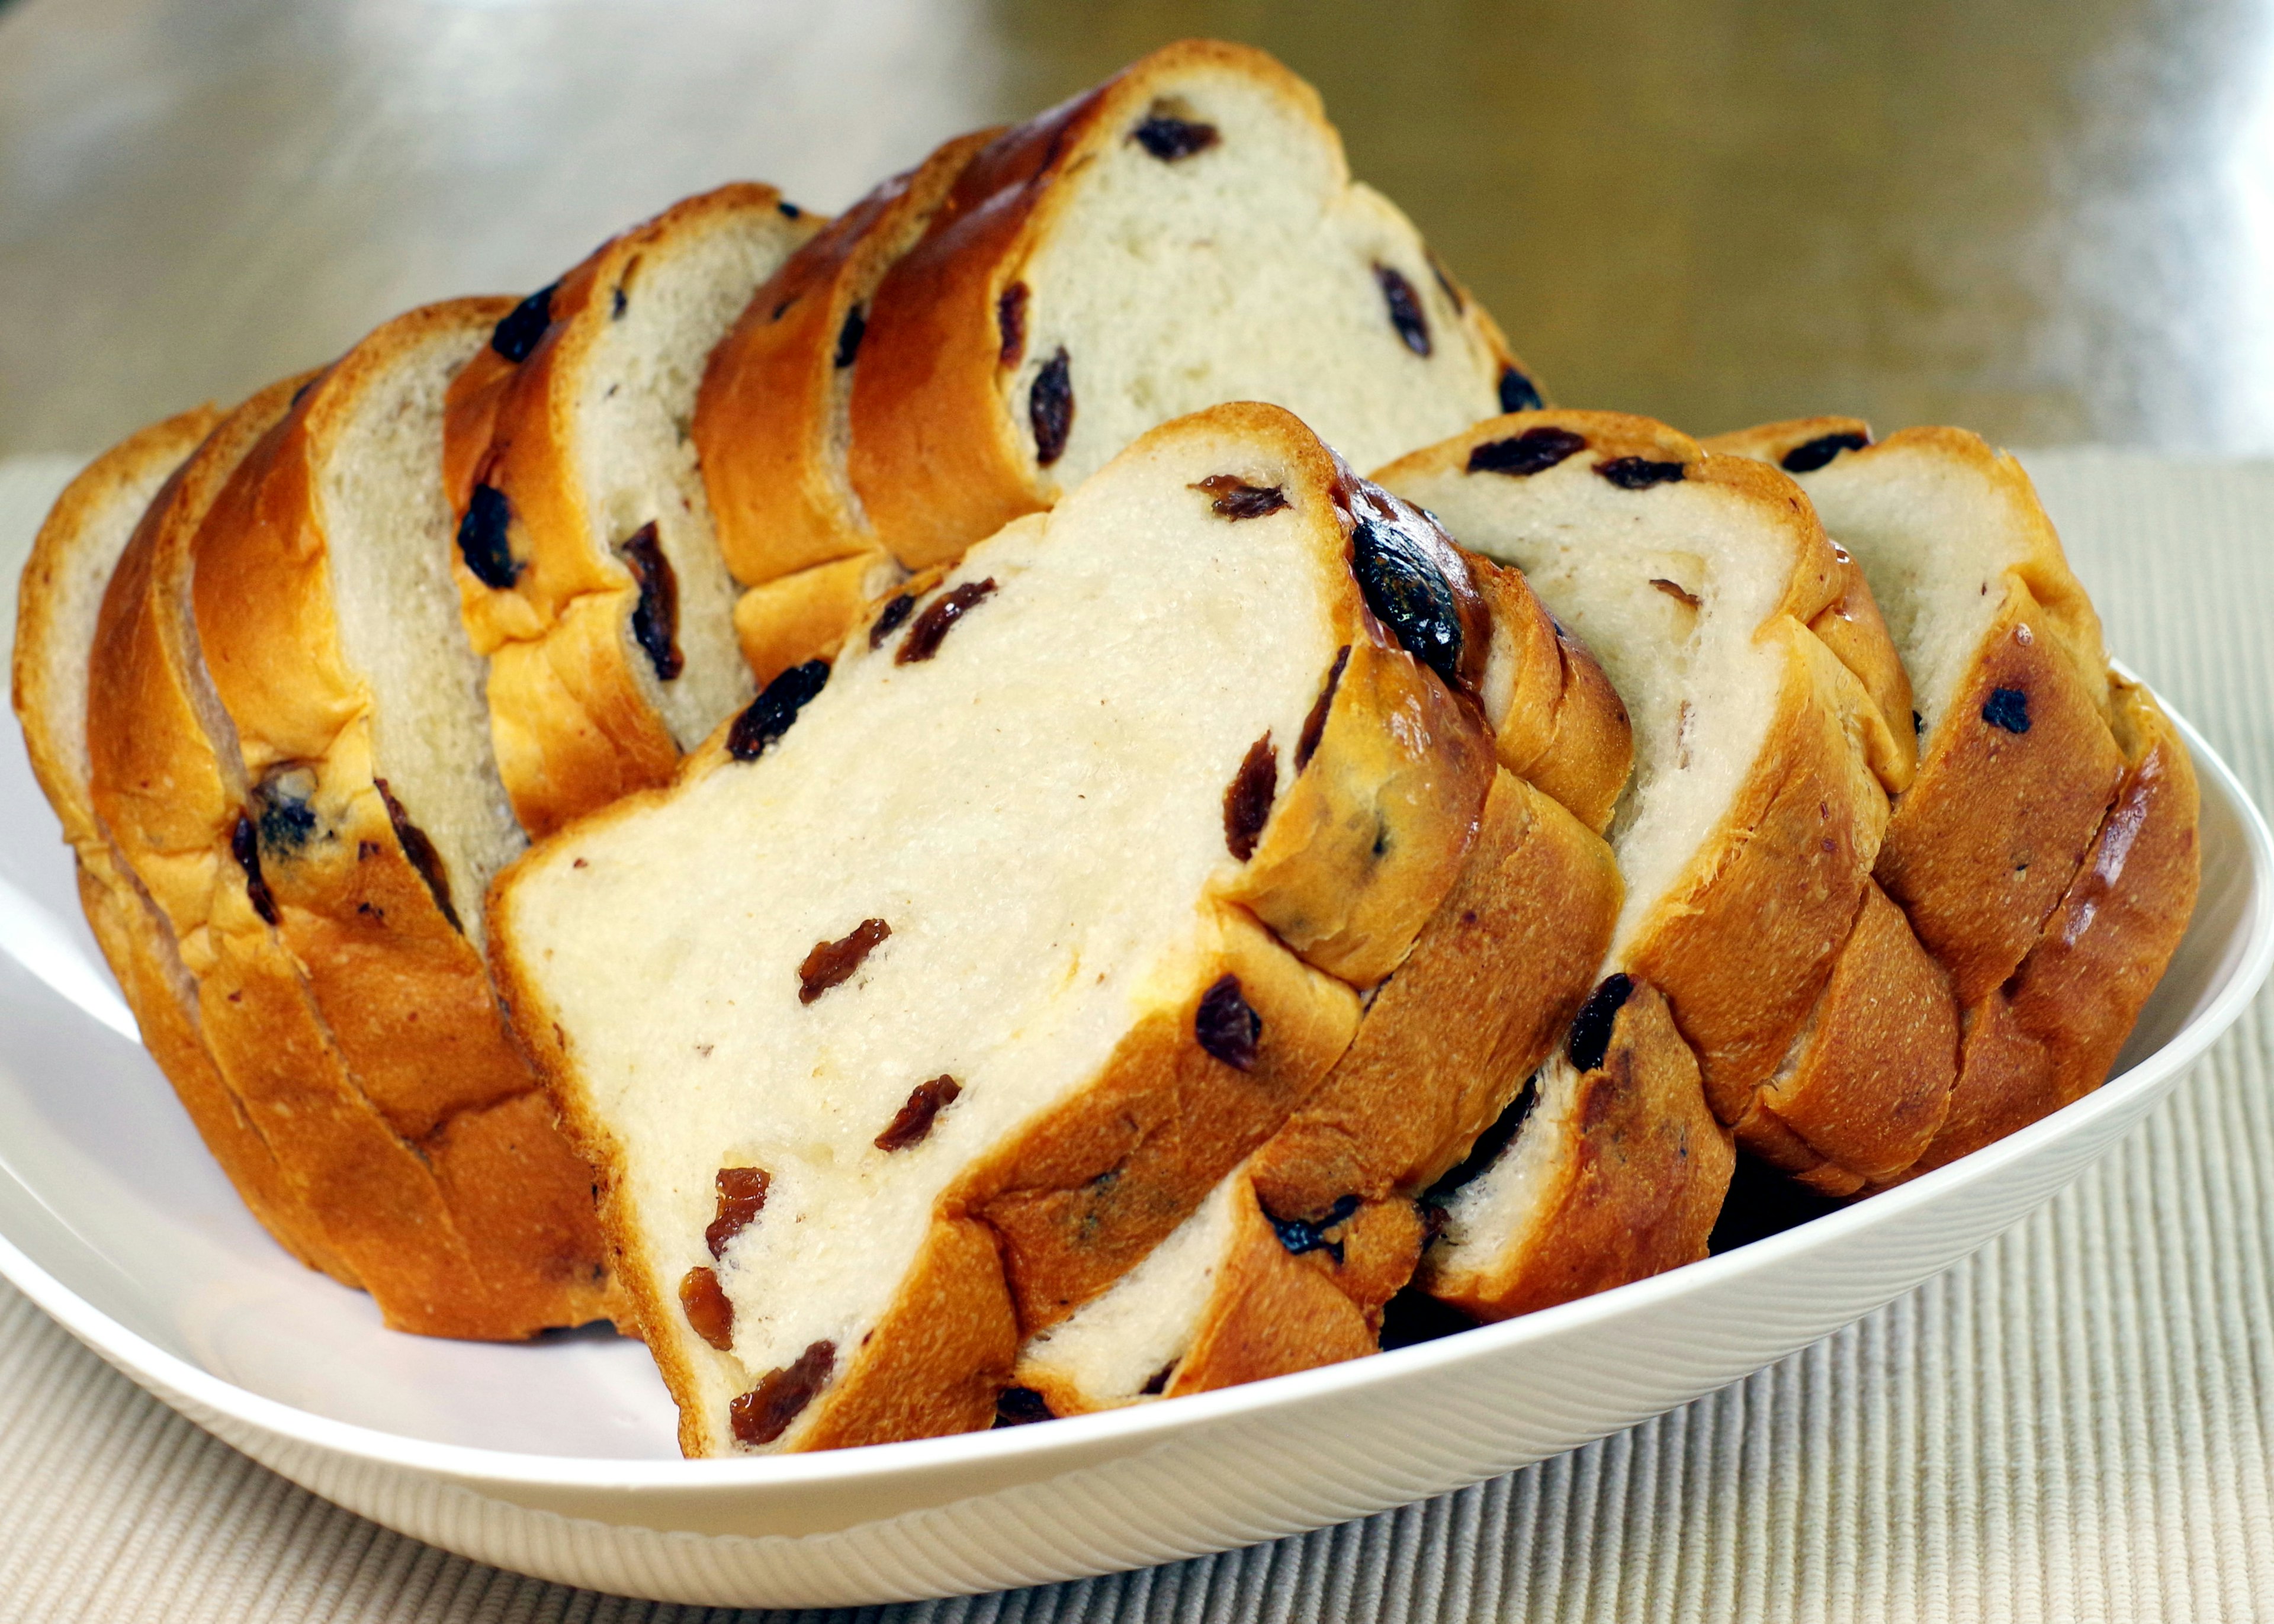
xmin=728 ymin=660 xmax=830 ymax=762
xmin=1649 ymin=577 xmax=1701 ymax=610
xmin=729 ymin=1339 xmax=835 ymax=1447
xmin=706 ymin=1166 xmax=771 ymax=1258
xmin=457 ymin=484 xmax=519 ymax=589
xmin=1139 ymin=1362 xmax=1177 ymax=1396
xmin=1029 ymin=348 xmax=1074 ymax=466
xmin=997 ymin=282 xmax=1028 ymax=367
xmin=1267 ymin=1192 xmax=1361 ymax=1263
xmin=1597 ymin=456 xmax=1686 ymax=490
xmin=778 ymin=199 xmax=802 ymax=219
xmin=1422 ymin=1076 xmax=1539 ymax=1204
xmin=1351 ymin=515 xmax=1464 ymax=686
xmin=374 ymin=778 xmax=460 ymax=933
xmin=1983 ymin=687 xmax=2031 ymax=733
xmin=1191 ymin=474 xmax=1289 ymax=521
xmin=618 ymin=522 xmax=683 ymax=681
xmin=1131 ymin=114 xmax=1220 ymax=160
xmin=994 ymin=1387 xmax=1055 ymax=1427
xmin=1223 ymin=733 xmax=1277 ymax=861
xmin=1295 ymin=647 xmax=1351 ymax=771
xmin=1467 ymin=426 xmax=1585 ymax=478
xmin=231 ymin=811 xmax=279 ymax=926
xmin=252 ymin=769 xmax=320 ymax=856
xmin=490 ymin=283 xmax=557 ymax=364
xmin=834 ymin=304 xmax=866 ymax=369
xmin=611 ymin=284 xmax=627 ymax=320
xmin=1913 ymin=710 xmax=1925 ymax=737
xmin=1195 ymin=975 xmax=1261 ymax=1071
xmin=1375 ymin=264 xmax=1431 ymax=357
xmin=1420 ymin=1203 xmax=1450 ymax=1246
xmin=868 ymin=593 xmax=916 ymax=649
xmin=1781 ymin=430 xmax=1870 ymax=474
xmin=679 ymin=1266 xmax=734 ymax=1350
xmin=798 ymin=917 xmax=891 ymax=1004
xmin=896 ymin=578 xmax=998 ymax=664
xmin=1497 ymin=368 xmax=1544 ymax=413
xmin=875 ymin=1076 xmax=961 ymax=1151
xmin=1567 ymin=973 xmax=1635 ymax=1072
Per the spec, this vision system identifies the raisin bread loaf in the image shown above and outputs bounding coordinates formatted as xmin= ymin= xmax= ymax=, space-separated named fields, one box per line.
xmin=11 ymin=406 xmax=349 ymax=1280
xmin=89 ymin=345 xmax=609 ymax=1339
xmin=696 ymin=131 xmax=998 ymax=687
xmin=1378 ymin=412 xmax=1945 ymax=1270
xmin=1706 ymin=419 xmax=2199 ymax=1175
xmin=443 ymin=185 xmax=821 ymax=837
xmin=847 ymin=39 xmax=1544 ymax=572
xmin=490 ymin=403 xmax=1501 ymax=1453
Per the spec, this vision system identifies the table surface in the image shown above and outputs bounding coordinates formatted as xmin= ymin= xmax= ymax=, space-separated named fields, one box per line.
xmin=6 ymin=2 xmax=2274 ymax=1617
xmin=7 ymin=0 xmax=2274 ymax=460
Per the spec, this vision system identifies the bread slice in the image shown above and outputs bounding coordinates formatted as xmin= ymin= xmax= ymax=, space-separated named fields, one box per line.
xmin=12 ymin=406 xmax=351 ymax=1281
xmin=88 ymin=357 xmax=609 ymax=1340
xmin=191 ymin=301 xmax=617 ymax=1333
xmin=1377 ymin=411 xmax=1941 ymax=1291
xmin=490 ymin=402 xmax=1502 ymax=1453
xmin=696 ymin=131 xmax=1000 ymax=688
xmin=442 ymin=184 xmax=822 ymax=838
xmin=847 ymin=39 xmax=1543 ymax=573
xmin=1706 ymin=419 xmax=2197 ymax=1173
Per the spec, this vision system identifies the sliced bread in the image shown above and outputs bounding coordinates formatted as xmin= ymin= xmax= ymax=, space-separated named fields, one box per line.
xmin=696 ymin=130 xmax=999 ymax=687
xmin=489 ymin=402 xmax=1500 ymax=1453
xmin=89 ymin=353 xmax=608 ymax=1339
xmin=1378 ymin=411 xmax=1942 ymax=1276
xmin=443 ymin=184 xmax=821 ymax=837
xmin=1706 ymin=419 xmax=2198 ymax=1173
xmin=847 ymin=39 xmax=1543 ymax=572
xmin=12 ymin=406 xmax=349 ymax=1280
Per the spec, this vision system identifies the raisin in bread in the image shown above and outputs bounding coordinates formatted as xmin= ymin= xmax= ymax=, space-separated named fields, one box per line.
xmin=11 ymin=406 xmax=350 ymax=1281
xmin=847 ymin=39 xmax=1544 ymax=572
xmin=443 ymin=184 xmax=821 ymax=838
xmin=89 ymin=348 xmax=609 ymax=1339
xmin=1379 ymin=412 xmax=1944 ymax=1263
xmin=490 ymin=402 xmax=1501 ymax=1453
xmin=1706 ymin=419 xmax=2199 ymax=1175
xmin=696 ymin=131 xmax=999 ymax=687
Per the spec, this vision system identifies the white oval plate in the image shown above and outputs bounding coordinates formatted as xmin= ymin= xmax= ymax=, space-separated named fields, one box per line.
xmin=0 ymin=678 xmax=2265 ymax=1610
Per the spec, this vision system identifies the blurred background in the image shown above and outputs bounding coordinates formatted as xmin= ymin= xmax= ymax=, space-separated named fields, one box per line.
xmin=4 ymin=0 xmax=2273 ymax=459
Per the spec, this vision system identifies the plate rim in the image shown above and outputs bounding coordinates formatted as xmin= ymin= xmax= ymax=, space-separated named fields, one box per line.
xmin=1 ymin=676 xmax=2266 ymax=1500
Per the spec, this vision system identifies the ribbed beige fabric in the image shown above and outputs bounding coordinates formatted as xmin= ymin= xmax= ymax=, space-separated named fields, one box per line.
xmin=1 ymin=448 xmax=2270 ymax=1622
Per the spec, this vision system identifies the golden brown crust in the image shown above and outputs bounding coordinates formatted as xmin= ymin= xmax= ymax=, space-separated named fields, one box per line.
xmin=1739 ymin=881 xmax=1957 ymax=1194
xmin=1901 ymin=677 xmax=2199 ymax=1176
xmin=88 ymin=377 xmax=604 ymax=1339
xmin=698 ymin=130 xmax=998 ymax=589
xmin=1425 ymin=980 xmax=1735 ymax=1321
xmin=188 ymin=303 xmax=614 ymax=1332
xmin=729 ymin=551 xmax=899 ymax=689
xmin=442 ymin=184 xmax=812 ymax=838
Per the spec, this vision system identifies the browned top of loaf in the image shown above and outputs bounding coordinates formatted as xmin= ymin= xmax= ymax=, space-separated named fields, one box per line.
xmin=696 ymin=129 xmax=1000 ymax=589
